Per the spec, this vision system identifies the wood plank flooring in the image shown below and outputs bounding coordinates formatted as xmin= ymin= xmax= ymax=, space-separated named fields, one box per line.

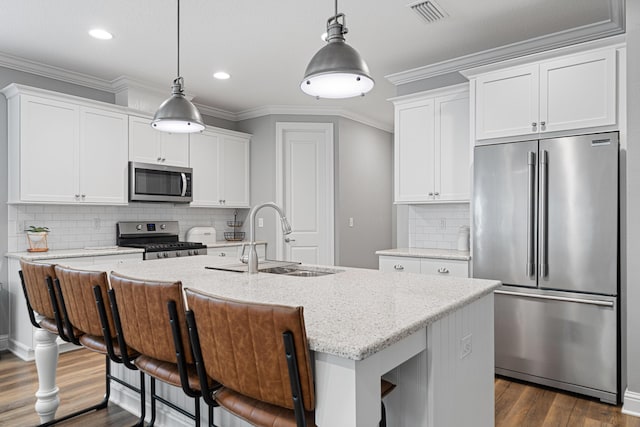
xmin=1 ymin=349 xmax=639 ymax=426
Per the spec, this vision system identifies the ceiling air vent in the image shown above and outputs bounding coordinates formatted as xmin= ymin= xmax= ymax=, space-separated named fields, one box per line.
xmin=407 ymin=0 xmax=449 ymax=24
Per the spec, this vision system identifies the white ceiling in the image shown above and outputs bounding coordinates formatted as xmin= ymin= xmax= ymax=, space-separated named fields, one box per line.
xmin=0 ymin=0 xmax=621 ymax=130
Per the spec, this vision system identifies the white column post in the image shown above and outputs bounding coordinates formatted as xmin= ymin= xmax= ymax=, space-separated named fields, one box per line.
xmin=33 ymin=319 xmax=60 ymax=423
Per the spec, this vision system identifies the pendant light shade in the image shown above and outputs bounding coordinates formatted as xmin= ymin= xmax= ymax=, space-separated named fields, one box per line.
xmin=152 ymin=0 xmax=204 ymax=133
xmin=301 ymin=6 xmax=374 ymax=99
xmin=152 ymin=77 xmax=204 ymax=133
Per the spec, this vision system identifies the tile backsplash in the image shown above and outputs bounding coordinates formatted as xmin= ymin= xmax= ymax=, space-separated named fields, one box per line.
xmin=408 ymin=203 xmax=470 ymax=250
xmin=8 ymin=203 xmax=248 ymax=252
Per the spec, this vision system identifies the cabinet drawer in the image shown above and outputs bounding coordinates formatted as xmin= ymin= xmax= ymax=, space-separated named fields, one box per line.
xmin=379 ymin=256 xmax=421 ymax=273
xmin=420 ymin=259 xmax=468 ymax=277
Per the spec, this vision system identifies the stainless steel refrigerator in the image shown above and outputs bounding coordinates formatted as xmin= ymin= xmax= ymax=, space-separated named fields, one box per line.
xmin=473 ymin=132 xmax=619 ymax=404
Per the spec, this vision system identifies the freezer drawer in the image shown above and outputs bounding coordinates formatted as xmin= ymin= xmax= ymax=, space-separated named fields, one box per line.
xmin=495 ymin=288 xmax=617 ymax=403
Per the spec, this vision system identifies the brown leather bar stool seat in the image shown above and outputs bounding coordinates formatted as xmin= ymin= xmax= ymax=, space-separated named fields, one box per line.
xmin=53 ymin=265 xmax=147 ymax=426
xmin=184 ymin=288 xmax=396 ymax=427
xmin=109 ymin=272 xmax=216 ymax=427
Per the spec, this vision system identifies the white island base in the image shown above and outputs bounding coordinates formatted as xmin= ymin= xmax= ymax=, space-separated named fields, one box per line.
xmin=108 ymin=294 xmax=494 ymax=427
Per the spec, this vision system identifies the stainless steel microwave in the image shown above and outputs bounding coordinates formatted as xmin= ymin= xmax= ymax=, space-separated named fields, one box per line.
xmin=129 ymin=162 xmax=193 ymax=203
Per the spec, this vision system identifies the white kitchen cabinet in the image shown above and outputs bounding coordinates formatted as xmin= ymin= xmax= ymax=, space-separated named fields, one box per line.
xmin=207 ymin=243 xmax=266 ymax=261
xmin=379 ymin=255 xmax=469 ymax=278
xmin=128 ymin=115 xmax=190 ymax=167
xmin=393 ymin=85 xmax=470 ymax=203
xmin=474 ymin=48 xmax=616 ymax=140
xmin=190 ymin=128 xmax=250 ymax=208
xmin=3 ymin=85 xmax=128 ymax=205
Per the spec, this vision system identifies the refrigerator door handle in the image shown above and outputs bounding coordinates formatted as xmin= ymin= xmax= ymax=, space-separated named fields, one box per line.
xmin=527 ymin=151 xmax=536 ymax=278
xmin=539 ymin=150 xmax=548 ymax=278
xmin=495 ymin=290 xmax=614 ymax=307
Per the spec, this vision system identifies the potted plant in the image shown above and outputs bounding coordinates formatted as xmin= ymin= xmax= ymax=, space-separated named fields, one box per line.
xmin=26 ymin=225 xmax=50 ymax=252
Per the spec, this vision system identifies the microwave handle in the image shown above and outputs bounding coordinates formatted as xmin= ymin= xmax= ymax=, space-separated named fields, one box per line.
xmin=180 ymin=173 xmax=187 ymax=197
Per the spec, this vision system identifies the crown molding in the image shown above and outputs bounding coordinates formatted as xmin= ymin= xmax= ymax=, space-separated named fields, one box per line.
xmin=235 ymin=105 xmax=393 ymax=133
xmin=0 ymin=53 xmax=391 ymax=131
xmin=385 ymin=0 xmax=625 ymax=85
xmin=0 ymin=51 xmax=114 ymax=92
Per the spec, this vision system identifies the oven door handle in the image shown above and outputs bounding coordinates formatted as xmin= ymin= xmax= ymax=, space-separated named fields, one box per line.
xmin=180 ymin=173 xmax=187 ymax=197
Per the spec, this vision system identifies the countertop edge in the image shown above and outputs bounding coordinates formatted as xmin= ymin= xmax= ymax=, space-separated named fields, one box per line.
xmin=376 ymin=248 xmax=471 ymax=261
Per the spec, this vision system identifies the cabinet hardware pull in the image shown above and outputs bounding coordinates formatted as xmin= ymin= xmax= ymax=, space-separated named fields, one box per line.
xmin=532 ymin=122 xmax=537 ymax=128
xmin=394 ymin=264 xmax=404 ymax=271
xmin=74 ymin=194 xmax=80 ymax=198
xmin=434 ymin=192 xmax=440 ymax=196
xmin=219 ymin=252 xmax=226 ymax=257
xmin=540 ymin=121 xmax=546 ymax=127
xmin=437 ymin=267 xmax=450 ymax=274
xmin=428 ymin=192 xmax=434 ymax=196
xmin=157 ymin=157 xmax=162 ymax=162
xmin=81 ymin=194 xmax=86 ymax=198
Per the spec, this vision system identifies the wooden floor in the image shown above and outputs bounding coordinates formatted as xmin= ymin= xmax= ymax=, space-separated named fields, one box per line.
xmin=1 ymin=348 xmax=639 ymax=427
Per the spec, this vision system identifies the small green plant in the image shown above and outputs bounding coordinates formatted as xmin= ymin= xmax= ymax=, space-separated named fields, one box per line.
xmin=27 ymin=225 xmax=50 ymax=233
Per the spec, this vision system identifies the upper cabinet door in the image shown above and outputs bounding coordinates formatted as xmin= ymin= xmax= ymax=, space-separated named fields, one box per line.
xmin=395 ymin=99 xmax=435 ymax=203
xmin=475 ymin=65 xmax=539 ymax=140
xmin=189 ymin=130 xmax=222 ymax=207
xmin=539 ymin=49 xmax=616 ymax=133
xmin=159 ymin=132 xmax=190 ymax=167
xmin=220 ymin=135 xmax=250 ymax=207
xmin=435 ymin=92 xmax=470 ymax=202
xmin=128 ymin=116 xmax=160 ymax=164
xmin=19 ymin=95 xmax=79 ymax=203
xmin=79 ymin=107 xmax=128 ymax=204
xmin=128 ymin=116 xmax=190 ymax=166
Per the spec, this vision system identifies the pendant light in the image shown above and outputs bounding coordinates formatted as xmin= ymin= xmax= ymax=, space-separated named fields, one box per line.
xmin=301 ymin=0 xmax=374 ymax=99
xmin=152 ymin=0 xmax=204 ymax=133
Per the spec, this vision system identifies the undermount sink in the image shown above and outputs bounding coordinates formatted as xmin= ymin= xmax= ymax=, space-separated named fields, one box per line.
xmin=260 ymin=265 xmax=344 ymax=277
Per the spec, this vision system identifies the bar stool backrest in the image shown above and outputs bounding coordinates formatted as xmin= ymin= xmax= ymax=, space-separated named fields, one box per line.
xmin=109 ymin=272 xmax=192 ymax=364
xmin=54 ymin=265 xmax=113 ymax=337
xmin=185 ymin=288 xmax=316 ymax=412
xmin=19 ymin=259 xmax=57 ymax=319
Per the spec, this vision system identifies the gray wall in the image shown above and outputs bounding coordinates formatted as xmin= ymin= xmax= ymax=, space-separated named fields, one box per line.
xmin=625 ymin=2 xmax=640 ymax=408
xmin=237 ymin=115 xmax=393 ymax=268
xmin=337 ymin=117 xmax=393 ymax=268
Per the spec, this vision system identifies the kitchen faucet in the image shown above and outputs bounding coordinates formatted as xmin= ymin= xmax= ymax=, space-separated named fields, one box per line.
xmin=243 ymin=202 xmax=292 ymax=274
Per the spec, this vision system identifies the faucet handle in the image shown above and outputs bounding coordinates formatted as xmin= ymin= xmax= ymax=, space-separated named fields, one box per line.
xmin=240 ymin=243 xmax=249 ymax=264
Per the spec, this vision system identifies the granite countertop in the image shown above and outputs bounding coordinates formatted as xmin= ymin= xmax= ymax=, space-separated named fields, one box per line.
xmin=5 ymin=241 xmax=268 ymax=260
xmin=376 ymin=247 xmax=471 ymax=261
xmin=5 ymin=246 xmax=145 ymax=260
xmin=59 ymin=256 xmax=498 ymax=361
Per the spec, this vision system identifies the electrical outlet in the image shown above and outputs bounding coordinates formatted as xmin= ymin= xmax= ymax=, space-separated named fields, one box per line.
xmin=348 ymin=217 xmax=354 ymax=227
xmin=460 ymin=334 xmax=472 ymax=359
xmin=93 ymin=218 xmax=101 ymax=230
xmin=258 ymin=218 xmax=264 ymax=228
xmin=440 ymin=218 xmax=447 ymax=229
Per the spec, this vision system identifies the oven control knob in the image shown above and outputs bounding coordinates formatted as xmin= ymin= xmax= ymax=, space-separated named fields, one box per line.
xmin=136 ymin=224 xmax=143 ymax=231
xmin=156 ymin=253 xmax=162 ymax=259
xmin=160 ymin=224 xmax=166 ymax=230
xmin=163 ymin=252 xmax=168 ymax=258
xmin=176 ymin=252 xmax=182 ymax=257
xmin=194 ymin=250 xmax=199 ymax=255
xmin=188 ymin=250 xmax=194 ymax=256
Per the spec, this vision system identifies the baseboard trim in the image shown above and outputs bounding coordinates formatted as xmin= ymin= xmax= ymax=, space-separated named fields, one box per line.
xmin=622 ymin=388 xmax=640 ymax=418
xmin=0 ymin=334 xmax=8 ymax=352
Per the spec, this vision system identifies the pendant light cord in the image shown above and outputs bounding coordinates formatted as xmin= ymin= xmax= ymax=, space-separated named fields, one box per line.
xmin=334 ymin=0 xmax=338 ymax=19
xmin=177 ymin=0 xmax=180 ymax=78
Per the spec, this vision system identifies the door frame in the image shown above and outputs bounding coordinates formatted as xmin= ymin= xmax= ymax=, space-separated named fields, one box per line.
xmin=275 ymin=122 xmax=335 ymax=264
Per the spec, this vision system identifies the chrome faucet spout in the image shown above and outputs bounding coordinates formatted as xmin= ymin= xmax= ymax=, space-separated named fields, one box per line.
xmin=247 ymin=202 xmax=291 ymax=274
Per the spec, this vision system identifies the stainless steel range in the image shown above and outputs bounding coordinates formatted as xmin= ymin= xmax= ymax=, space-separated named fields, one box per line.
xmin=117 ymin=221 xmax=207 ymax=260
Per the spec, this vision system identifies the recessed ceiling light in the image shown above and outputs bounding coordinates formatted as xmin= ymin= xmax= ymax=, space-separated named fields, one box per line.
xmin=89 ymin=29 xmax=113 ymax=40
xmin=213 ymin=71 xmax=231 ymax=80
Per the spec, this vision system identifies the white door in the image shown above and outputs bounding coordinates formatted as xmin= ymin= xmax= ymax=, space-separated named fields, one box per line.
xmin=276 ymin=123 xmax=334 ymax=265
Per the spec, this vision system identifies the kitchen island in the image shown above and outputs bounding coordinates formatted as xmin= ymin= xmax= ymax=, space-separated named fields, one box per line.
xmin=30 ymin=255 xmax=500 ymax=426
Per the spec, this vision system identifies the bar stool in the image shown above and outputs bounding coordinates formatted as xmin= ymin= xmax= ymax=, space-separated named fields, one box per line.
xmin=18 ymin=259 xmax=94 ymax=426
xmin=183 ymin=288 xmax=396 ymax=427
xmin=53 ymin=265 xmax=146 ymax=426
xmin=108 ymin=272 xmax=214 ymax=427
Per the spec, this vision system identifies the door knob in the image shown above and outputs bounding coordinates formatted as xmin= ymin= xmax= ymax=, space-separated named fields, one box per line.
xmin=284 ymin=237 xmax=296 ymax=243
